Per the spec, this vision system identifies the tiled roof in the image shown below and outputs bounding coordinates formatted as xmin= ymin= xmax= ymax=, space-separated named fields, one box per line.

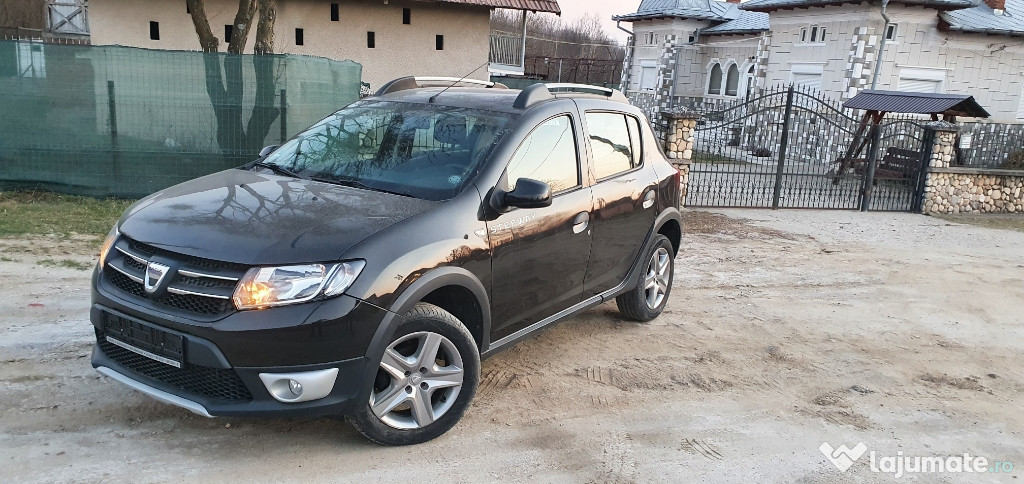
xmin=701 ymin=10 xmax=770 ymax=34
xmin=940 ymin=0 xmax=1024 ymax=35
xmin=612 ymin=0 xmax=741 ymax=21
xmin=422 ymin=0 xmax=560 ymax=13
xmin=739 ymin=0 xmax=976 ymax=12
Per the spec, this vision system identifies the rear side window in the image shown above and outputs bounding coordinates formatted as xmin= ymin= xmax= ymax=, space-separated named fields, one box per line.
xmin=586 ymin=112 xmax=639 ymax=180
xmin=505 ymin=115 xmax=579 ymax=193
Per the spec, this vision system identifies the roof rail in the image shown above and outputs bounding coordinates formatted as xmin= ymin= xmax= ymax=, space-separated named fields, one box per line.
xmin=374 ymin=76 xmax=508 ymax=96
xmin=512 ymin=83 xmax=629 ymax=109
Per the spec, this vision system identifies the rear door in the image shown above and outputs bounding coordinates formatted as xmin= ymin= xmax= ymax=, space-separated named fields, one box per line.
xmin=578 ymin=106 xmax=659 ymax=297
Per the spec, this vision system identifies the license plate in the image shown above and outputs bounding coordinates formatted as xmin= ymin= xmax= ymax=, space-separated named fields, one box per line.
xmin=103 ymin=313 xmax=184 ymax=368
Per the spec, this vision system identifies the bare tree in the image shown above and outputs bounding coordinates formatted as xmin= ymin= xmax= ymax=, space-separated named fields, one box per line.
xmin=184 ymin=0 xmax=280 ymax=162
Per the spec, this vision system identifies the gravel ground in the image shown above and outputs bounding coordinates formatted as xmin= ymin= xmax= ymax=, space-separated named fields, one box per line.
xmin=1 ymin=209 xmax=1022 ymax=483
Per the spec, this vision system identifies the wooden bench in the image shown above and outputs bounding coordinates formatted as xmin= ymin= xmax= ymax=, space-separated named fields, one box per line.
xmin=840 ymin=148 xmax=922 ymax=180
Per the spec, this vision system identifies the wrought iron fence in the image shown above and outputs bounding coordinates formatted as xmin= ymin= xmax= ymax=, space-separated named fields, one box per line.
xmin=957 ymin=122 xmax=1024 ymax=169
xmin=683 ymin=85 xmax=929 ymax=211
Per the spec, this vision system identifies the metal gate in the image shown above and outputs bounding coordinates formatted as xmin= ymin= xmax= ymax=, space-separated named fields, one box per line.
xmin=685 ymin=85 xmax=929 ymax=211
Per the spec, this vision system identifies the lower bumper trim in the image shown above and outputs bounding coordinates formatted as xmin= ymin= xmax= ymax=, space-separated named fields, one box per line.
xmin=96 ymin=366 xmax=214 ymax=418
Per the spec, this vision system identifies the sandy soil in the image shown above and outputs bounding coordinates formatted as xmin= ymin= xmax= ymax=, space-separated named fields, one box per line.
xmin=1 ymin=210 xmax=1022 ymax=483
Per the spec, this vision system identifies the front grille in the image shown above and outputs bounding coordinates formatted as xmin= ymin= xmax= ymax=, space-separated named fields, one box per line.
xmin=102 ymin=236 xmax=246 ymax=318
xmin=98 ymin=329 xmax=253 ymax=401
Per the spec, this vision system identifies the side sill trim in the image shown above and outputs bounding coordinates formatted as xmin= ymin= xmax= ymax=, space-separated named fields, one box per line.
xmin=95 ymin=366 xmax=214 ymax=418
xmin=485 ymin=273 xmax=633 ymax=356
xmin=483 ymin=224 xmax=657 ymax=357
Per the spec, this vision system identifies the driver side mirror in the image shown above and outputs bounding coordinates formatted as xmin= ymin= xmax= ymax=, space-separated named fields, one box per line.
xmin=259 ymin=145 xmax=279 ymax=158
xmin=503 ymin=178 xmax=552 ymax=209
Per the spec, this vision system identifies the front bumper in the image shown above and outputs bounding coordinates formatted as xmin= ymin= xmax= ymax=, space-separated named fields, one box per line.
xmin=90 ymin=280 xmax=391 ymax=417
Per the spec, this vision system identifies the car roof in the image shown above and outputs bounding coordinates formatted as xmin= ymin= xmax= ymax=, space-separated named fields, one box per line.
xmin=369 ymin=78 xmax=632 ymax=114
xmin=374 ymin=88 xmax=527 ymax=114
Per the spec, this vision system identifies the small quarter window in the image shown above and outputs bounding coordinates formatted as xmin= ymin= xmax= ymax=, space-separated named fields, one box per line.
xmin=506 ymin=115 xmax=579 ymax=192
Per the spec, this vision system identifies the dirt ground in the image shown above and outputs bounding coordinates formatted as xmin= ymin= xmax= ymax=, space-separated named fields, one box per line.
xmin=1 ymin=209 xmax=1022 ymax=483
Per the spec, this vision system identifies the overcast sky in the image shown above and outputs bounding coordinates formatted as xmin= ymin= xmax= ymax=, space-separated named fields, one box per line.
xmin=544 ymin=0 xmax=637 ymax=43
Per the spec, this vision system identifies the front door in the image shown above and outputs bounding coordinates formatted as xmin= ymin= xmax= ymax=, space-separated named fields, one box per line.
xmin=489 ymin=114 xmax=593 ymax=341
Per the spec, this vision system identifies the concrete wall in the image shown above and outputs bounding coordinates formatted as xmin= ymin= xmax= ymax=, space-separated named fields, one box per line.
xmin=87 ymin=0 xmax=491 ymax=89
xmin=760 ymin=4 xmax=1024 ymax=122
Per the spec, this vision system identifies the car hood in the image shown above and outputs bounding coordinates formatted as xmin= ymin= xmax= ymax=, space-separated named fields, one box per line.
xmin=118 ymin=169 xmax=439 ymax=265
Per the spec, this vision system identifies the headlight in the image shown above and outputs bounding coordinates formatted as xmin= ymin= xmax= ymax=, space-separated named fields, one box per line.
xmin=232 ymin=260 xmax=365 ymax=310
xmin=97 ymin=225 xmax=119 ymax=271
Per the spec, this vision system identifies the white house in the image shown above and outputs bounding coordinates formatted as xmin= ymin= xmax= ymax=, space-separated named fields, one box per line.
xmin=86 ymin=0 xmax=559 ymax=88
xmin=614 ymin=0 xmax=770 ymax=103
xmin=740 ymin=0 xmax=1024 ymax=121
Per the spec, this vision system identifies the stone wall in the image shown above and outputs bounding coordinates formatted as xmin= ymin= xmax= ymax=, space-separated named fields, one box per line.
xmin=924 ymin=169 xmax=1024 ymax=214
xmin=922 ymin=123 xmax=1024 ymax=214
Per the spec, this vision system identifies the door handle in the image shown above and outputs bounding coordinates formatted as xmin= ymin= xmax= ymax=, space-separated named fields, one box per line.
xmin=572 ymin=212 xmax=589 ymax=234
xmin=642 ymin=189 xmax=656 ymax=209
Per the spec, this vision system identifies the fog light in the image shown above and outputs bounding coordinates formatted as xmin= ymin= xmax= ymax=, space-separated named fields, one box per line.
xmin=258 ymin=368 xmax=338 ymax=403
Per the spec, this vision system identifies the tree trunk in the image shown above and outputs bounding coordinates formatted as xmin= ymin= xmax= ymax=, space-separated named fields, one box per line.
xmin=187 ymin=0 xmax=278 ymax=162
xmin=254 ymin=0 xmax=277 ymax=55
xmin=227 ymin=0 xmax=257 ymax=54
xmin=186 ymin=0 xmax=219 ymax=52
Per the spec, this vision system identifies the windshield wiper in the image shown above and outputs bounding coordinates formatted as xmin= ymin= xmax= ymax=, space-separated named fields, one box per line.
xmin=252 ymin=160 xmax=303 ymax=179
xmin=309 ymin=175 xmax=413 ymax=198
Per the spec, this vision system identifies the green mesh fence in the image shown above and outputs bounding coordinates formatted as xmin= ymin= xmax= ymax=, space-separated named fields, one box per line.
xmin=0 ymin=41 xmax=362 ymax=198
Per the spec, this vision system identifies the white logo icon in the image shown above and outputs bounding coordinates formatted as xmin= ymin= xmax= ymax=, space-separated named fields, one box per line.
xmin=144 ymin=261 xmax=171 ymax=294
xmin=820 ymin=442 xmax=868 ymax=472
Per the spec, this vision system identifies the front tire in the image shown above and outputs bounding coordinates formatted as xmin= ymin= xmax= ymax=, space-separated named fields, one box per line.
xmin=616 ymin=234 xmax=674 ymax=322
xmin=350 ymin=302 xmax=480 ymax=445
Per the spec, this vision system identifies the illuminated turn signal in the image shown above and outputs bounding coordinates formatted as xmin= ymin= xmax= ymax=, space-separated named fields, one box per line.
xmin=233 ymin=281 xmax=276 ymax=309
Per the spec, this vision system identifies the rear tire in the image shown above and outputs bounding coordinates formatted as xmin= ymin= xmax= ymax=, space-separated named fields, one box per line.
xmin=616 ymin=234 xmax=674 ymax=322
xmin=349 ymin=302 xmax=480 ymax=446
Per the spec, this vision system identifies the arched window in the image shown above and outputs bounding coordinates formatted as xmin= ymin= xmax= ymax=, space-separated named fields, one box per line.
xmin=708 ymin=63 xmax=723 ymax=95
xmin=725 ymin=64 xmax=740 ymax=96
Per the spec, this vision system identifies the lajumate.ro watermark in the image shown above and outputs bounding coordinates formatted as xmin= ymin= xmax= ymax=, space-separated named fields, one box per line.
xmin=820 ymin=442 xmax=1015 ymax=478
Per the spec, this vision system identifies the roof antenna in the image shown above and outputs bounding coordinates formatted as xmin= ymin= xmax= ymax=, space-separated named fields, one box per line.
xmin=429 ymin=61 xmax=490 ymax=103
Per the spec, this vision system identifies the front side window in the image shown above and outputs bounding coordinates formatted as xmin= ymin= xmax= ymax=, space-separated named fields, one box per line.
xmin=261 ymin=101 xmax=516 ymax=201
xmin=586 ymin=112 xmax=638 ymax=180
xmin=505 ymin=115 xmax=579 ymax=193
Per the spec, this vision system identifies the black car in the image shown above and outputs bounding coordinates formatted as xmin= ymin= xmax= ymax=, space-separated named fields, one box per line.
xmin=91 ymin=77 xmax=682 ymax=445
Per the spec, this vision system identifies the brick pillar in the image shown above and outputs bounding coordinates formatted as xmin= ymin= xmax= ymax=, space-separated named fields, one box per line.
xmin=921 ymin=121 xmax=960 ymax=214
xmin=662 ymin=110 xmax=699 ymax=205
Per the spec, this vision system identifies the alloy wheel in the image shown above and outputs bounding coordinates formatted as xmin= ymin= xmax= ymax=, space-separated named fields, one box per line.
xmin=644 ymin=247 xmax=671 ymax=309
xmin=370 ymin=331 xmax=465 ymax=430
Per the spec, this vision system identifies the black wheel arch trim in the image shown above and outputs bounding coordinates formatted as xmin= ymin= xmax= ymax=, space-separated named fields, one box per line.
xmin=654 ymin=206 xmax=682 ymax=251
xmin=355 ymin=267 xmax=491 ymax=407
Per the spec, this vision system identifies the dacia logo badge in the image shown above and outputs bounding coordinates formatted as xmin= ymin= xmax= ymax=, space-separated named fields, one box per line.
xmin=144 ymin=261 xmax=171 ymax=294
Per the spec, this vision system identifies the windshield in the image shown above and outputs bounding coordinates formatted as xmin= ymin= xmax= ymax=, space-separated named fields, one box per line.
xmin=260 ymin=101 xmax=516 ymax=201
